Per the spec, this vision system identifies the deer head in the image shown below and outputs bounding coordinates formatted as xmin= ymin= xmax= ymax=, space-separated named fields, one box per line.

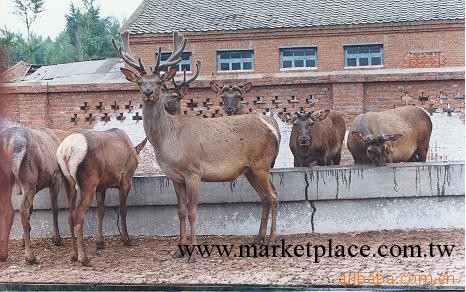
xmin=351 ymin=132 xmax=402 ymax=166
xmin=293 ymin=110 xmax=330 ymax=146
xmin=162 ymin=61 xmax=201 ymax=114
xmin=113 ymin=31 xmax=187 ymax=103
xmin=210 ymin=81 xmax=252 ymax=115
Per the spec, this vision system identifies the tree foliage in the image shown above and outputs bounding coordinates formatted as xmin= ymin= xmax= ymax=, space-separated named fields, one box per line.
xmin=65 ymin=0 xmax=120 ymax=61
xmin=12 ymin=0 xmax=45 ymax=41
xmin=0 ymin=0 xmax=120 ymax=67
xmin=12 ymin=0 xmax=45 ymax=61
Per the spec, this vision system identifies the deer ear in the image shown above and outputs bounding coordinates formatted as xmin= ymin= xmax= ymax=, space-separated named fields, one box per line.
xmin=313 ymin=109 xmax=330 ymax=121
xmin=180 ymin=85 xmax=189 ymax=96
xmin=304 ymin=112 xmax=313 ymax=120
xmin=381 ymin=133 xmax=402 ymax=142
xmin=210 ymin=81 xmax=221 ymax=93
xmin=161 ymin=67 xmax=177 ymax=82
xmin=120 ymin=67 xmax=140 ymax=83
xmin=241 ymin=82 xmax=252 ymax=93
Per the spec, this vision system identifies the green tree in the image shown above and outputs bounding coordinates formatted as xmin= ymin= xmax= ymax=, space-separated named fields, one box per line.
xmin=65 ymin=0 xmax=119 ymax=61
xmin=12 ymin=0 xmax=45 ymax=61
xmin=0 ymin=27 xmax=27 ymax=66
xmin=45 ymin=31 xmax=75 ymax=64
xmin=1 ymin=0 xmax=122 ymax=67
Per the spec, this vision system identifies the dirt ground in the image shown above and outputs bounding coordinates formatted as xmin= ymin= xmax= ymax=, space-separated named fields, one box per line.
xmin=0 ymin=229 xmax=463 ymax=288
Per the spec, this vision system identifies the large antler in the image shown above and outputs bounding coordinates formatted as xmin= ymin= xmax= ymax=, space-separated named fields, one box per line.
xmin=112 ymin=31 xmax=146 ymax=74
xmin=173 ymin=61 xmax=201 ymax=88
xmin=154 ymin=31 xmax=187 ymax=73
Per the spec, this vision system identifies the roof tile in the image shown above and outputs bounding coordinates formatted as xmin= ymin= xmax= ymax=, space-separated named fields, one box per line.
xmin=125 ymin=0 xmax=465 ymax=35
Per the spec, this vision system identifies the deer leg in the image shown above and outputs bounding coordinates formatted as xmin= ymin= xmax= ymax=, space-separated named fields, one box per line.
xmin=415 ymin=145 xmax=429 ymax=162
xmin=245 ymin=171 xmax=269 ymax=245
xmin=333 ymin=151 xmax=342 ymax=165
xmin=75 ymin=184 xmax=95 ymax=266
xmin=254 ymin=170 xmax=279 ymax=245
xmin=64 ymin=179 xmax=78 ymax=262
xmin=49 ymin=180 xmax=62 ymax=246
xmin=119 ymin=184 xmax=134 ymax=246
xmin=186 ymin=175 xmax=201 ymax=263
xmin=172 ymin=181 xmax=188 ymax=258
xmin=20 ymin=187 xmax=38 ymax=264
xmin=21 ymin=204 xmax=33 ymax=248
xmin=0 ymin=178 xmax=14 ymax=262
xmin=95 ymin=190 xmax=105 ymax=250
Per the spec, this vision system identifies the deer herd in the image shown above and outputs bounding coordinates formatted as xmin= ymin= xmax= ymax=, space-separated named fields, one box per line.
xmin=0 ymin=31 xmax=432 ymax=265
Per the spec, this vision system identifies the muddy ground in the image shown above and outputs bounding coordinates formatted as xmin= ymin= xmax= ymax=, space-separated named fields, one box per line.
xmin=0 ymin=229 xmax=463 ymax=288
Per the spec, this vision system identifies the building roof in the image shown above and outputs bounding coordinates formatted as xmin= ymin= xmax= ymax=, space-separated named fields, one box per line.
xmin=0 ymin=61 xmax=31 ymax=82
xmin=11 ymin=58 xmax=126 ymax=85
xmin=124 ymin=0 xmax=465 ymax=35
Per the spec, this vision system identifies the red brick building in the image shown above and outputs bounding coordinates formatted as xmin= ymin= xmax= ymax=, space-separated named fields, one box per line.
xmin=0 ymin=0 xmax=464 ymax=171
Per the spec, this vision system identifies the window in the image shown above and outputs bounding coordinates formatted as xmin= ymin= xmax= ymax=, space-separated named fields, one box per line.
xmin=160 ymin=52 xmax=192 ymax=72
xmin=217 ymin=50 xmax=254 ymax=71
xmin=280 ymin=47 xmax=317 ymax=69
xmin=344 ymin=45 xmax=383 ymax=67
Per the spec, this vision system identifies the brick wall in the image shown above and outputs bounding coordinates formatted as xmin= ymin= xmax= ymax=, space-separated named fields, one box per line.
xmin=1 ymin=68 xmax=464 ymax=174
xmin=129 ymin=21 xmax=464 ymax=75
xmin=407 ymin=50 xmax=446 ymax=68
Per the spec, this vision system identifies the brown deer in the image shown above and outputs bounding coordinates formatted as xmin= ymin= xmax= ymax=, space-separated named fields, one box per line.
xmin=289 ymin=110 xmax=346 ymax=167
xmin=56 ymin=129 xmax=147 ymax=266
xmin=162 ymin=61 xmax=201 ymax=115
xmin=210 ymin=81 xmax=282 ymax=166
xmin=347 ymin=105 xmax=432 ymax=166
xmin=114 ymin=31 xmax=280 ymax=262
xmin=0 ymin=127 xmax=73 ymax=263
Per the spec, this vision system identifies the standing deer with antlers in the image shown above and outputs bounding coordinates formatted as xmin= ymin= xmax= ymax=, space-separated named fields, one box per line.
xmin=114 ymin=31 xmax=280 ymax=262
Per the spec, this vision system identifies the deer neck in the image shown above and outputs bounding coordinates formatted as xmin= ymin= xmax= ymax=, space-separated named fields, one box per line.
xmin=142 ymin=96 xmax=176 ymax=149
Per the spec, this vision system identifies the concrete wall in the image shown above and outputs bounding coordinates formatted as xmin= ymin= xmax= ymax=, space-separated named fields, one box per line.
xmin=8 ymin=162 xmax=464 ymax=239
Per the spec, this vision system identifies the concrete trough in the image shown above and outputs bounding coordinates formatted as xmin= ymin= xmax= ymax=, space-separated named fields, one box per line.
xmin=8 ymin=161 xmax=465 ymax=239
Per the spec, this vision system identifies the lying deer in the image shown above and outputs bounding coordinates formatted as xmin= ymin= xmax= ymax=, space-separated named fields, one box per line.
xmin=210 ymin=81 xmax=281 ymax=166
xmin=56 ymin=128 xmax=147 ymax=266
xmin=0 ymin=127 xmax=73 ymax=263
xmin=114 ymin=31 xmax=280 ymax=262
xmin=347 ymin=105 xmax=432 ymax=166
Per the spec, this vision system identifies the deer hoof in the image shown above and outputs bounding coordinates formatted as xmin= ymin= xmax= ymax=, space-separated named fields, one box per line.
xmin=96 ymin=240 xmax=105 ymax=250
xmin=250 ymin=236 xmax=265 ymax=245
xmin=172 ymin=249 xmax=184 ymax=258
xmin=187 ymin=255 xmax=197 ymax=263
xmin=265 ymin=236 xmax=278 ymax=247
xmin=70 ymin=255 xmax=78 ymax=263
xmin=25 ymin=255 xmax=39 ymax=265
xmin=21 ymin=239 xmax=25 ymax=248
xmin=122 ymin=237 xmax=137 ymax=246
xmin=52 ymin=236 xmax=63 ymax=246
xmin=79 ymin=257 xmax=92 ymax=267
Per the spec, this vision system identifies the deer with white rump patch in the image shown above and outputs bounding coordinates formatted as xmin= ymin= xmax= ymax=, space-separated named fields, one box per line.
xmin=56 ymin=128 xmax=147 ymax=266
xmin=114 ymin=31 xmax=280 ymax=262
xmin=0 ymin=127 xmax=73 ymax=264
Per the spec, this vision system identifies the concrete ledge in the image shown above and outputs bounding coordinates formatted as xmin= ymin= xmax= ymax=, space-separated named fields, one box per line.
xmin=16 ymin=161 xmax=464 ymax=210
xmin=6 ymin=161 xmax=465 ymax=239
xmin=9 ymin=196 xmax=464 ymax=239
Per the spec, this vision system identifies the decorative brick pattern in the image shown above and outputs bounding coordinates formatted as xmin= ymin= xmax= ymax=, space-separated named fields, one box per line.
xmin=407 ymin=51 xmax=446 ymax=68
xmin=1 ymin=69 xmax=464 ymax=174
